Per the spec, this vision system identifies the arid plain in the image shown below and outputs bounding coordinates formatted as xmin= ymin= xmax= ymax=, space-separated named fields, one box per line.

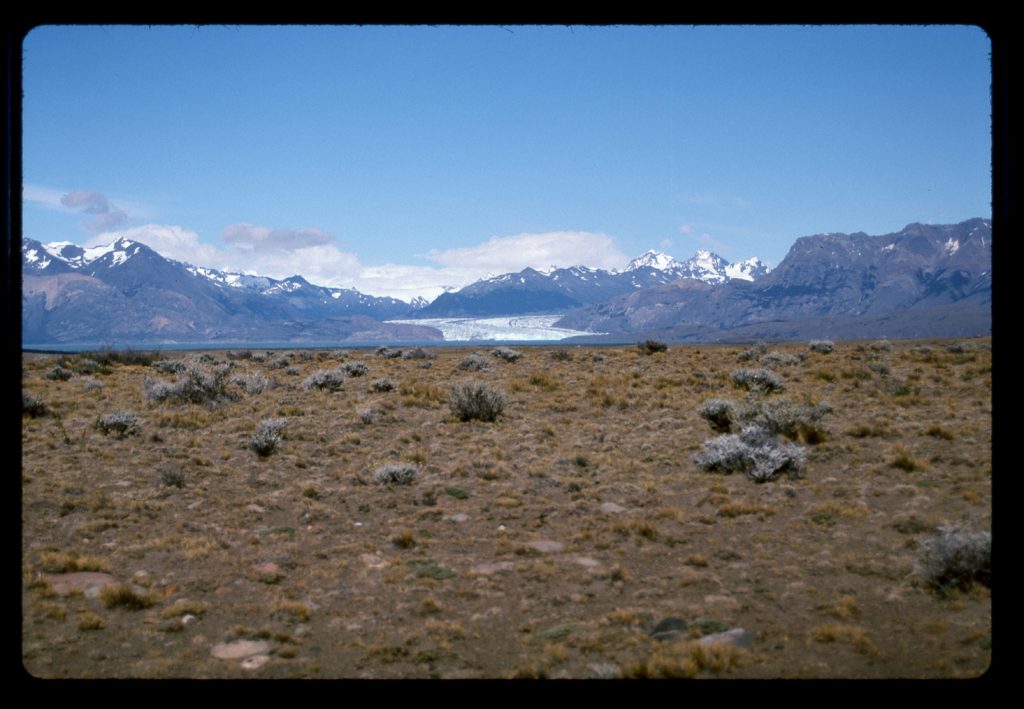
xmin=21 ymin=339 xmax=992 ymax=678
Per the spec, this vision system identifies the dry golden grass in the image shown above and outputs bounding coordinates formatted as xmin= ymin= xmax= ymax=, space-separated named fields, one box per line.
xmin=21 ymin=339 xmax=991 ymax=678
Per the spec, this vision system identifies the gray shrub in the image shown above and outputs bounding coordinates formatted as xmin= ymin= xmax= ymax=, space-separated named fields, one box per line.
xmin=234 ymin=371 xmax=270 ymax=395
xmin=370 ymin=378 xmax=396 ymax=392
xmin=449 ymin=381 xmax=508 ymax=422
xmin=144 ymin=363 xmax=232 ymax=405
xmin=249 ymin=418 xmax=287 ymax=457
xmin=97 ymin=411 xmax=139 ymax=438
xmin=759 ymin=351 xmax=804 ymax=367
xmin=402 ymin=347 xmax=433 ymax=360
xmin=343 ymin=362 xmax=369 ymax=377
xmin=917 ymin=524 xmax=991 ymax=594
xmin=302 ymin=368 xmax=346 ymax=392
xmin=153 ymin=359 xmax=187 ymax=374
xmin=458 ymin=353 xmax=490 ymax=372
xmin=697 ymin=399 xmax=738 ymax=433
xmin=22 ymin=393 xmax=47 ymax=418
xmin=694 ymin=425 xmax=806 ymax=482
xmin=491 ymin=347 xmax=523 ymax=362
xmin=808 ymin=340 xmax=835 ymax=354
xmin=46 ymin=366 xmax=73 ymax=381
xmin=731 ymin=367 xmax=785 ymax=393
xmin=373 ymin=462 xmax=420 ymax=485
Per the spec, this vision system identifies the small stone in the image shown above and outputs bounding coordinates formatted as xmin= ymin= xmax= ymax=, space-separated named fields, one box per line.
xmin=181 ymin=614 xmax=197 ymax=625
xmin=696 ymin=627 xmax=753 ymax=649
xmin=240 ymin=654 xmax=271 ymax=670
xmin=359 ymin=553 xmax=388 ymax=569
xmin=572 ymin=556 xmax=602 ymax=570
xmin=526 ymin=540 xmax=564 ymax=554
xmin=599 ymin=502 xmax=627 ymax=515
xmin=650 ymin=617 xmax=688 ymax=641
xmin=588 ymin=662 xmax=621 ymax=679
xmin=211 ymin=639 xmax=271 ymax=660
xmin=469 ymin=561 xmax=515 ymax=576
xmin=703 ymin=594 xmax=742 ymax=612
xmin=46 ymin=572 xmax=118 ymax=598
xmin=446 ymin=513 xmax=469 ymax=523
xmin=246 ymin=504 xmax=266 ymax=514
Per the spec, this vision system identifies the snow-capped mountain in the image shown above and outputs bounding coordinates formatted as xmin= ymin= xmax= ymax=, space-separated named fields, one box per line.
xmin=555 ymin=218 xmax=992 ymax=342
xmin=414 ymin=248 xmax=769 ymax=318
xmin=22 ymin=237 xmax=437 ymax=344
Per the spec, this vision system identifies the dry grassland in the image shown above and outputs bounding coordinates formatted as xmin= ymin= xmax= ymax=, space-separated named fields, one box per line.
xmin=21 ymin=339 xmax=992 ymax=678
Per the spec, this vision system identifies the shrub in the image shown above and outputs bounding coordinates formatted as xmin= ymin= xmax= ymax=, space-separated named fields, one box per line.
xmin=697 ymin=399 xmax=737 ymax=433
xmin=46 ymin=366 xmax=73 ymax=381
xmin=731 ymin=368 xmax=784 ymax=393
xmin=917 ymin=524 xmax=991 ymax=595
xmin=93 ymin=348 xmax=157 ymax=367
xmin=370 ymin=378 xmax=396 ymax=392
xmin=97 ymin=411 xmax=139 ymax=438
xmin=549 ymin=349 xmax=573 ymax=362
xmin=694 ymin=425 xmax=806 ymax=482
xmin=343 ymin=362 xmax=369 ymax=377
xmin=449 ymin=381 xmax=508 ymax=422
xmin=22 ymin=393 xmax=47 ymax=417
xmin=227 ymin=350 xmax=253 ymax=360
xmin=79 ymin=376 xmax=104 ymax=392
xmin=301 ymin=368 xmax=346 ymax=392
xmin=809 ymin=340 xmax=835 ymax=354
xmin=491 ymin=347 xmax=523 ymax=362
xmin=402 ymin=347 xmax=434 ymax=360
xmin=234 ymin=371 xmax=270 ymax=395
xmin=249 ymin=418 xmax=287 ymax=457
xmin=373 ymin=462 xmax=420 ymax=485
xmin=736 ymin=341 xmax=769 ymax=362
xmin=745 ymin=399 xmax=832 ymax=443
xmin=458 ymin=353 xmax=490 ymax=372
xmin=760 ymin=351 xmax=804 ymax=367
xmin=160 ymin=469 xmax=186 ymax=488
xmin=265 ymin=356 xmax=291 ymax=370
xmin=869 ymin=340 xmax=893 ymax=352
xmin=152 ymin=359 xmax=187 ymax=374
xmin=376 ymin=346 xmax=403 ymax=359
xmin=637 ymin=340 xmax=668 ymax=355
xmin=144 ymin=363 xmax=233 ymax=405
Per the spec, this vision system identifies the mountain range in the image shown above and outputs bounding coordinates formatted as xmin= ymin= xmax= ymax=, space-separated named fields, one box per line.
xmin=21 ymin=218 xmax=991 ymax=344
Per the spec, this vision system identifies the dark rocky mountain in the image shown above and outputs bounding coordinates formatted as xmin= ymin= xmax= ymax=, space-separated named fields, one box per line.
xmin=413 ymin=249 xmax=768 ymax=318
xmin=22 ymin=237 xmax=437 ymax=344
xmin=556 ymin=219 xmax=991 ymax=341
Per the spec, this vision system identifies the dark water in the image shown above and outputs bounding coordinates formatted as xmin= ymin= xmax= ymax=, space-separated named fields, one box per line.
xmin=22 ymin=337 xmax=625 ymax=354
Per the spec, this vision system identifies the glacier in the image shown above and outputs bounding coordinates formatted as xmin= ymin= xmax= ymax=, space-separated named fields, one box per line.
xmin=386 ymin=315 xmax=604 ymax=342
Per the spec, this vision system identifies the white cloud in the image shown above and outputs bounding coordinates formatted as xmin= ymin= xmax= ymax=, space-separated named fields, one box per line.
xmin=426 ymin=231 xmax=628 ymax=272
xmin=86 ymin=224 xmax=221 ymax=265
xmin=677 ymin=224 xmax=694 ymax=235
xmin=59 ymin=188 xmax=130 ymax=232
xmin=81 ymin=225 xmax=631 ymax=303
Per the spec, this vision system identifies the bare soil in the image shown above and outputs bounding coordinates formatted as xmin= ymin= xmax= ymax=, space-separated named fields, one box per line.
xmin=21 ymin=340 xmax=992 ymax=678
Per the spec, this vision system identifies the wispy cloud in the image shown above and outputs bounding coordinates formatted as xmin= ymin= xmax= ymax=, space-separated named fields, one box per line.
xmin=221 ymin=223 xmax=335 ymax=252
xmin=426 ymin=231 xmax=628 ymax=273
xmin=696 ymin=232 xmax=734 ymax=254
xmin=60 ymin=189 xmax=131 ymax=232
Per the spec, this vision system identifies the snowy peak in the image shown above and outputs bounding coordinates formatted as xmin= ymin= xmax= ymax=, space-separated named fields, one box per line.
xmin=626 ymin=250 xmax=683 ymax=272
xmin=724 ymin=256 xmax=770 ymax=282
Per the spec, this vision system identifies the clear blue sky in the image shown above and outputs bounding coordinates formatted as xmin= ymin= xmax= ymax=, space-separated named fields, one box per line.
xmin=22 ymin=24 xmax=992 ymax=301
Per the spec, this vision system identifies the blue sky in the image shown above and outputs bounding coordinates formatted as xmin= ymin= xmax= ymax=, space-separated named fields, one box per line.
xmin=22 ymin=25 xmax=992 ymax=301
